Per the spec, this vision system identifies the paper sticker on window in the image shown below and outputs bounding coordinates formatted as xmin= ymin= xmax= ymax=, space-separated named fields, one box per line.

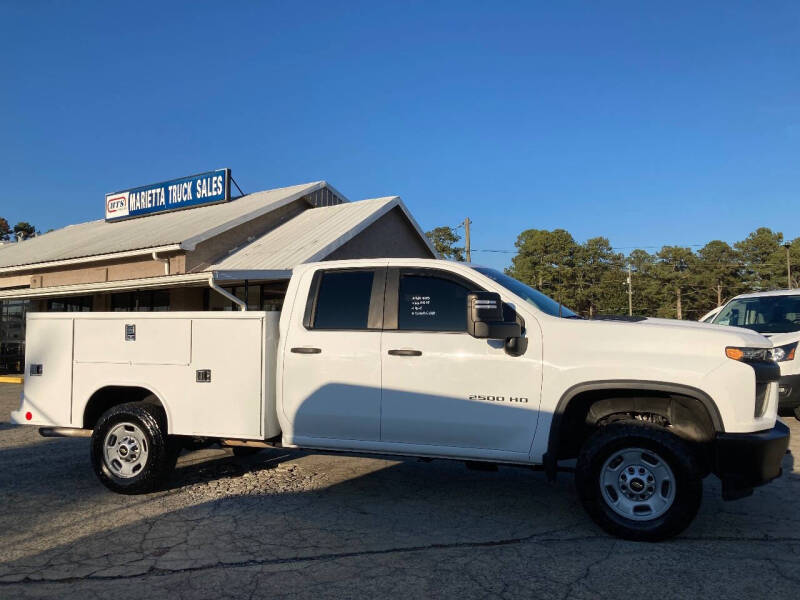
xmin=410 ymin=295 xmax=435 ymax=317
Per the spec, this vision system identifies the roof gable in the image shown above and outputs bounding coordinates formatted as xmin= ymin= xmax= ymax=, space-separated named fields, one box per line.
xmin=209 ymin=196 xmax=436 ymax=271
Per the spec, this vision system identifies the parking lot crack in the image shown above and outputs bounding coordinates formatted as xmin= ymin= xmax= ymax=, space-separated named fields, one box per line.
xmin=0 ymin=525 xmax=586 ymax=585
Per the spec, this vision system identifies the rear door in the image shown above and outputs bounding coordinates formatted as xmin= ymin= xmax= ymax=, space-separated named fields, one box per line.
xmin=281 ymin=267 xmax=386 ymax=442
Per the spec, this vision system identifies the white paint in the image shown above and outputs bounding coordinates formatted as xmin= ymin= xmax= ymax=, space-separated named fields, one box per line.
xmin=74 ymin=318 xmax=191 ymax=365
xmin=19 ymin=318 xmax=73 ymax=426
xmin=380 ymin=329 xmax=541 ymax=453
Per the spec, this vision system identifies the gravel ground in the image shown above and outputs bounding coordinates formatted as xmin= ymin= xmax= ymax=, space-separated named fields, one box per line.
xmin=1 ymin=383 xmax=799 ymax=599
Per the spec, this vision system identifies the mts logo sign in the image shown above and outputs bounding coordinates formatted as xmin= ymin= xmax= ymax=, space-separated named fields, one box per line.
xmin=105 ymin=192 xmax=130 ymax=219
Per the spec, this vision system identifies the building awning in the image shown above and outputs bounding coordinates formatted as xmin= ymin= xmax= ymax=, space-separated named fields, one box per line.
xmin=0 ymin=270 xmax=292 ymax=300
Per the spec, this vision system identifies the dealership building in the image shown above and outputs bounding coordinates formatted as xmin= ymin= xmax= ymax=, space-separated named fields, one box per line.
xmin=0 ymin=172 xmax=436 ymax=373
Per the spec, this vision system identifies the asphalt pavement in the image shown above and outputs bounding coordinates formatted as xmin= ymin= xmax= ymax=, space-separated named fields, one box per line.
xmin=1 ymin=383 xmax=799 ymax=599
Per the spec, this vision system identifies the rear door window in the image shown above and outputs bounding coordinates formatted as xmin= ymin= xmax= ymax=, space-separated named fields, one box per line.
xmin=313 ymin=270 xmax=375 ymax=330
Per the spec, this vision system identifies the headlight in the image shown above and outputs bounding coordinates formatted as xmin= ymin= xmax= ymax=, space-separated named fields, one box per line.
xmin=771 ymin=342 xmax=798 ymax=362
xmin=725 ymin=346 xmax=772 ymax=362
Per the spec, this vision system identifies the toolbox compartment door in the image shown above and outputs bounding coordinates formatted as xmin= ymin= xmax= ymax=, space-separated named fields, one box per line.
xmin=189 ymin=318 xmax=264 ymax=438
xmin=73 ymin=318 xmax=191 ymax=365
xmin=22 ymin=318 xmax=74 ymax=426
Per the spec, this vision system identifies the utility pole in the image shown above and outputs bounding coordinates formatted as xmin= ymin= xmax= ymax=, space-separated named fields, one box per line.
xmin=626 ymin=264 xmax=633 ymax=316
xmin=464 ymin=217 xmax=471 ymax=263
xmin=784 ymin=242 xmax=792 ymax=289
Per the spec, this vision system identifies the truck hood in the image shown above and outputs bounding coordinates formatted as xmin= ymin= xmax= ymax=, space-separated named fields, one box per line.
xmin=539 ymin=313 xmax=775 ymax=384
xmin=586 ymin=316 xmax=772 ymax=348
xmin=759 ymin=331 xmax=800 ymax=346
xmin=639 ymin=317 xmax=771 ymax=346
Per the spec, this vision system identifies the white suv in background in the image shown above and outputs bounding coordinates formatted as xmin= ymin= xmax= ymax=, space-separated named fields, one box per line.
xmin=699 ymin=307 xmax=722 ymax=323
xmin=711 ymin=289 xmax=800 ymax=419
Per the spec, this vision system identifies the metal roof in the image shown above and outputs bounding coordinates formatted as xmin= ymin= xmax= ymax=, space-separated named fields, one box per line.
xmin=210 ymin=196 xmax=434 ymax=271
xmin=0 ymin=181 xmax=335 ymax=271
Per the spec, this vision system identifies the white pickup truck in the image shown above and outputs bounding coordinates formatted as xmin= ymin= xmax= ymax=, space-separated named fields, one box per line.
xmin=11 ymin=258 xmax=790 ymax=541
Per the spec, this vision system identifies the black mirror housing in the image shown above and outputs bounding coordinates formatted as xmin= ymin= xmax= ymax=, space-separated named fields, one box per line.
xmin=467 ymin=292 xmax=522 ymax=340
xmin=473 ymin=320 xmax=522 ymax=339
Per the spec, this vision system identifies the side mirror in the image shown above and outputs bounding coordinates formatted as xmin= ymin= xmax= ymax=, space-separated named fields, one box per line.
xmin=467 ymin=292 xmax=522 ymax=340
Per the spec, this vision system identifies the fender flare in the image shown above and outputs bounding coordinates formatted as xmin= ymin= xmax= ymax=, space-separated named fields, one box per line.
xmin=542 ymin=379 xmax=724 ymax=481
xmin=81 ymin=382 xmax=173 ymax=433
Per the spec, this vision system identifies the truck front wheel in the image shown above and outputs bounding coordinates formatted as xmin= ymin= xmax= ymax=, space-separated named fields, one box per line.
xmin=575 ymin=420 xmax=703 ymax=541
xmin=90 ymin=401 xmax=179 ymax=494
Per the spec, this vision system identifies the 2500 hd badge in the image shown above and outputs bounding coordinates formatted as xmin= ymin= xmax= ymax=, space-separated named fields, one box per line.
xmin=469 ymin=394 xmax=529 ymax=403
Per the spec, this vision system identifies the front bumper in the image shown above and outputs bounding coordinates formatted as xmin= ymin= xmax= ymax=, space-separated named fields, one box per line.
xmin=777 ymin=374 xmax=800 ymax=413
xmin=714 ymin=420 xmax=790 ymax=500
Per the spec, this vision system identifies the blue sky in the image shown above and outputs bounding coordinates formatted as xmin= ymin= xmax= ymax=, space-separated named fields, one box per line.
xmin=2 ymin=1 xmax=799 ymax=270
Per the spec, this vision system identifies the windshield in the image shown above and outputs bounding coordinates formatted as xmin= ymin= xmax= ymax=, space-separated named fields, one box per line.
xmin=472 ymin=267 xmax=578 ymax=318
xmin=713 ymin=295 xmax=800 ymax=334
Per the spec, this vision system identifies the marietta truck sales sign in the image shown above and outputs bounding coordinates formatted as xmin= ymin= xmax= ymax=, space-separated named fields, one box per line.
xmin=105 ymin=169 xmax=231 ymax=221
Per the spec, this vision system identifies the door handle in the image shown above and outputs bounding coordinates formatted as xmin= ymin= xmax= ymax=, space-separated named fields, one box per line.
xmin=291 ymin=347 xmax=322 ymax=354
xmin=388 ymin=349 xmax=422 ymax=356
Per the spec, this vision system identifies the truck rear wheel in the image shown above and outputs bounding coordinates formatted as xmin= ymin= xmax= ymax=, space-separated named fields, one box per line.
xmin=90 ymin=400 xmax=179 ymax=494
xmin=575 ymin=420 xmax=702 ymax=541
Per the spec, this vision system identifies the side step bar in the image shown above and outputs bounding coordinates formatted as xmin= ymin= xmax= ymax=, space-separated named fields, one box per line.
xmin=39 ymin=427 xmax=92 ymax=438
xmin=220 ymin=438 xmax=282 ymax=449
xmin=38 ymin=428 xmax=283 ymax=449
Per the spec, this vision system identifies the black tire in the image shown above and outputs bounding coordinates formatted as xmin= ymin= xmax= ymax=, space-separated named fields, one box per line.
xmin=575 ymin=420 xmax=703 ymax=541
xmin=794 ymin=406 xmax=800 ymax=422
xmin=90 ymin=399 xmax=179 ymax=494
xmin=232 ymin=446 xmax=262 ymax=457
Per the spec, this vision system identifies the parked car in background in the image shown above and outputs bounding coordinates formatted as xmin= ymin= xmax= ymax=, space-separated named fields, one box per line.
xmin=699 ymin=306 xmax=722 ymax=323
xmin=711 ymin=289 xmax=800 ymax=419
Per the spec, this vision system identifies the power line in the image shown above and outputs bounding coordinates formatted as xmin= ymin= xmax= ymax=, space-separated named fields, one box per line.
xmin=468 ymin=249 xmax=800 ymax=268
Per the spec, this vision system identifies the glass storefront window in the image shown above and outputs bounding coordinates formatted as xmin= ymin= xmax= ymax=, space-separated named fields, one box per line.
xmin=47 ymin=295 xmax=93 ymax=312
xmin=111 ymin=290 xmax=170 ymax=311
xmin=247 ymin=284 xmax=260 ymax=311
xmin=0 ymin=299 xmax=28 ymax=374
xmin=261 ymin=283 xmax=285 ymax=311
xmin=207 ymin=287 xmax=236 ymax=311
xmin=205 ymin=282 xmax=287 ymax=311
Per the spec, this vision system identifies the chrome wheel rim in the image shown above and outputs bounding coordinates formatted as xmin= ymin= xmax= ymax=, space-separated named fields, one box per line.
xmin=600 ymin=447 xmax=676 ymax=521
xmin=103 ymin=422 xmax=149 ymax=479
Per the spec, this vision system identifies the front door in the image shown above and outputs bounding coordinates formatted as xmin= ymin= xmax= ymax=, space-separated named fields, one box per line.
xmin=380 ymin=268 xmax=541 ymax=454
xmin=282 ymin=267 xmax=385 ymax=442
